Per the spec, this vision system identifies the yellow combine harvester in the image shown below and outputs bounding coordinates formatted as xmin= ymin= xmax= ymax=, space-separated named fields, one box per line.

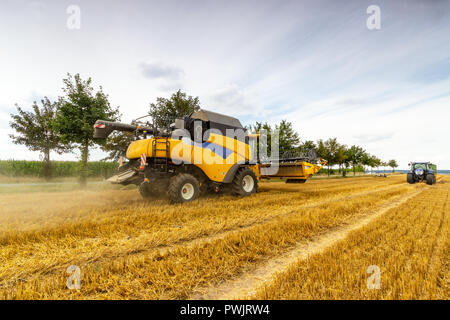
xmin=94 ymin=109 xmax=326 ymax=203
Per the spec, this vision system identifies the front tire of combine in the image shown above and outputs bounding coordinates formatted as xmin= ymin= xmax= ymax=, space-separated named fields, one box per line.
xmin=168 ymin=173 xmax=200 ymax=203
xmin=139 ymin=181 xmax=167 ymax=199
xmin=139 ymin=182 xmax=152 ymax=199
xmin=426 ymin=174 xmax=435 ymax=185
xmin=231 ymin=167 xmax=258 ymax=196
xmin=407 ymin=173 xmax=415 ymax=184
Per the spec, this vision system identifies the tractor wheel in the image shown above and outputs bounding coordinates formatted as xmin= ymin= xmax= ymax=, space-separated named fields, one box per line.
xmin=231 ymin=167 xmax=258 ymax=196
xmin=168 ymin=173 xmax=200 ymax=203
xmin=426 ymin=174 xmax=435 ymax=185
xmin=407 ymin=173 xmax=415 ymax=184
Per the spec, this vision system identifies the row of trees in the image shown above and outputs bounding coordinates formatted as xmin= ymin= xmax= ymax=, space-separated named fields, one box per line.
xmin=10 ymin=74 xmax=120 ymax=184
xmin=314 ymin=138 xmax=398 ymax=176
xmin=9 ymin=73 xmax=398 ymax=184
xmin=247 ymin=122 xmax=398 ymax=176
xmin=9 ymin=74 xmax=201 ymax=184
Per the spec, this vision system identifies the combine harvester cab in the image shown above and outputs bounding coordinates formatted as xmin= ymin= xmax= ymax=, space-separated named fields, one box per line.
xmin=94 ymin=109 xmax=326 ymax=203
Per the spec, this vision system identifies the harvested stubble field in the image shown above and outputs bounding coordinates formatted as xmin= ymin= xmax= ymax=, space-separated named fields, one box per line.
xmin=0 ymin=175 xmax=448 ymax=299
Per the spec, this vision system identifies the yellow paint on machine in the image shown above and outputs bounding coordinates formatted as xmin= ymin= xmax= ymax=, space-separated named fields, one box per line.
xmin=126 ymin=133 xmax=253 ymax=183
xmin=259 ymin=159 xmax=327 ymax=181
xmin=126 ymin=132 xmax=325 ymax=183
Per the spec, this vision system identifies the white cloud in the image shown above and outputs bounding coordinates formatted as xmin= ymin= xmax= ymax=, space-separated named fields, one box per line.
xmin=204 ymin=84 xmax=261 ymax=116
xmin=140 ymin=61 xmax=185 ymax=91
xmin=140 ymin=61 xmax=184 ymax=81
xmin=353 ymin=133 xmax=395 ymax=144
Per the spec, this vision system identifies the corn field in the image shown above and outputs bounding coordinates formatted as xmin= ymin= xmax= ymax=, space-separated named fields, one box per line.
xmin=0 ymin=160 xmax=117 ymax=178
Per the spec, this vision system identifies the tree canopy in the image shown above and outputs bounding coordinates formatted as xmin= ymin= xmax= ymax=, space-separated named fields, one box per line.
xmin=345 ymin=145 xmax=366 ymax=176
xmin=316 ymin=138 xmax=342 ymax=176
xmin=149 ymin=90 xmax=200 ymax=128
xmin=55 ymin=73 xmax=120 ymax=184
xmin=101 ymin=131 xmax=135 ymax=161
xmin=388 ymin=159 xmax=399 ymax=172
xmin=9 ymin=97 xmax=70 ymax=179
xmin=276 ymin=120 xmax=300 ymax=156
xmin=248 ymin=120 xmax=300 ymax=160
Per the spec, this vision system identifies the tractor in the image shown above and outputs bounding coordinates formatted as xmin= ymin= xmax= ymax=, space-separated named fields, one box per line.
xmin=94 ymin=109 xmax=326 ymax=203
xmin=407 ymin=162 xmax=437 ymax=185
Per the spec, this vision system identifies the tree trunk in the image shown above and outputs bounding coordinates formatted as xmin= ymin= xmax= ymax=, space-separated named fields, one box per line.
xmin=353 ymin=165 xmax=356 ymax=176
xmin=328 ymin=164 xmax=330 ymax=177
xmin=80 ymin=142 xmax=89 ymax=187
xmin=43 ymin=148 xmax=51 ymax=181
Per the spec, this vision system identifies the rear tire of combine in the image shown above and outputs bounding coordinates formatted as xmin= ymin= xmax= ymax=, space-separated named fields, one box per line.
xmin=407 ymin=173 xmax=415 ymax=184
xmin=168 ymin=173 xmax=200 ymax=203
xmin=231 ymin=167 xmax=258 ymax=196
xmin=426 ymin=174 xmax=435 ymax=185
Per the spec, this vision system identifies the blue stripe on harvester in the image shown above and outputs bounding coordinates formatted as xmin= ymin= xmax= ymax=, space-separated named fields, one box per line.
xmin=201 ymin=142 xmax=234 ymax=159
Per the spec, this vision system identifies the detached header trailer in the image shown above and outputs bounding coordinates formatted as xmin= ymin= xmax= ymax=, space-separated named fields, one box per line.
xmin=407 ymin=162 xmax=437 ymax=185
xmin=94 ymin=109 xmax=326 ymax=203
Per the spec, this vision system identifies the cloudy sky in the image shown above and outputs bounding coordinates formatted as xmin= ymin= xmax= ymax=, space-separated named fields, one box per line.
xmin=1 ymin=0 xmax=449 ymax=169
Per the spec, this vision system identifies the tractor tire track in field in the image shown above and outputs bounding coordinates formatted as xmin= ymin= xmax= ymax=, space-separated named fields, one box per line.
xmin=194 ymin=188 xmax=424 ymax=300
xmin=0 ymin=182 xmax=411 ymax=289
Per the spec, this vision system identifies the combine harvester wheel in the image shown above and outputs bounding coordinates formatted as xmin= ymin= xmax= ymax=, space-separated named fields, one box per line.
xmin=232 ymin=168 xmax=258 ymax=196
xmin=168 ymin=173 xmax=200 ymax=203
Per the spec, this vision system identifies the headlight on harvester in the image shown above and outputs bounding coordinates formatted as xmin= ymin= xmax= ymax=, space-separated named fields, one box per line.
xmin=415 ymin=168 xmax=424 ymax=176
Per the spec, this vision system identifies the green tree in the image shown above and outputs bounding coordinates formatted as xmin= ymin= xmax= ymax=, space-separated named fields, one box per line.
xmin=370 ymin=156 xmax=382 ymax=174
xmin=316 ymin=138 xmax=340 ymax=176
xmin=361 ymin=152 xmax=371 ymax=174
xmin=298 ymin=140 xmax=316 ymax=154
xmin=275 ymin=120 xmax=300 ymax=156
xmin=247 ymin=122 xmax=272 ymax=137
xmin=101 ymin=131 xmax=135 ymax=161
xmin=381 ymin=161 xmax=388 ymax=173
xmin=346 ymin=145 xmax=365 ymax=176
xmin=388 ymin=159 xmax=398 ymax=173
xmin=149 ymin=90 xmax=200 ymax=128
xmin=247 ymin=122 xmax=273 ymax=161
xmin=55 ymin=73 xmax=120 ymax=185
xmin=248 ymin=120 xmax=300 ymax=161
xmin=316 ymin=140 xmax=327 ymax=172
xmin=9 ymin=97 xmax=70 ymax=180
xmin=336 ymin=144 xmax=349 ymax=177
